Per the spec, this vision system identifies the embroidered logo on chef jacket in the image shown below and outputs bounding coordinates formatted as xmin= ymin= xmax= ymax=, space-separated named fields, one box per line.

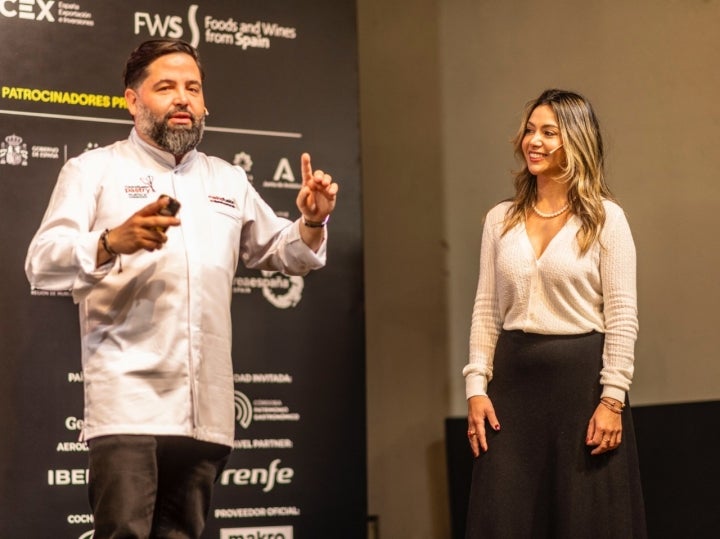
xmin=208 ymin=194 xmax=237 ymax=209
xmin=124 ymin=175 xmax=155 ymax=198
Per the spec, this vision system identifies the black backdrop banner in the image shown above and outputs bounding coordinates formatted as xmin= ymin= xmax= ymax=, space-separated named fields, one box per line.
xmin=0 ymin=2 xmax=366 ymax=538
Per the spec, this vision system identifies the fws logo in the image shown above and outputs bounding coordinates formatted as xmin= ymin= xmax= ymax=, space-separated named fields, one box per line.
xmin=134 ymin=4 xmax=200 ymax=48
xmin=134 ymin=5 xmax=297 ymax=51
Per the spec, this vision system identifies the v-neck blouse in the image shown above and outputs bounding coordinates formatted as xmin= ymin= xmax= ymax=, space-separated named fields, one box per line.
xmin=464 ymin=200 xmax=638 ymax=403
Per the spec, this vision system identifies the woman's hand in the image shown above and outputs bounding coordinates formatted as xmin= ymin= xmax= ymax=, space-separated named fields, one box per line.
xmin=467 ymin=395 xmax=501 ymax=457
xmin=586 ymin=399 xmax=623 ymax=455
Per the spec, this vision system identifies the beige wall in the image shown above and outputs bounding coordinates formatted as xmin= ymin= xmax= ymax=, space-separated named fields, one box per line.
xmin=359 ymin=0 xmax=720 ymax=537
xmin=440 ymin=0 xmax=720 ymax=414
xmin=358 ymin=1 xmax=451 ymax=537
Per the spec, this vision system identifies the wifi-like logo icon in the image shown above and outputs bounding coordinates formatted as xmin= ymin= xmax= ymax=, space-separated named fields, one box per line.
xmin=234 ymin=390 xmax=253 ymax=429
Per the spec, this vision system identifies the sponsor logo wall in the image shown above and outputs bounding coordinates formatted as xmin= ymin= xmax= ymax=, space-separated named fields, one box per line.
xmin=0 ymin=1 xmax=366 ymax=538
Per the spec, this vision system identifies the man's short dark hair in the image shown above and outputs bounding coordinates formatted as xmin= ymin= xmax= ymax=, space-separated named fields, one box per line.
xmin=123 ymin=39 xmax=204 ymax=89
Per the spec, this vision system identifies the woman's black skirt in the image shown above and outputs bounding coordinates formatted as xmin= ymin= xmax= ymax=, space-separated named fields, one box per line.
xmin=465 ymin=330 xmax=647 ymax=539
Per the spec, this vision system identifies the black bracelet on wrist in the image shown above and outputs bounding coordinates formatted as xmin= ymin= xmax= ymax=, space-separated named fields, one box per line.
xmin=302 ymin=215 xmax=329 ymax=228
xmin=99 ymin=228 xmax=123 ymax=273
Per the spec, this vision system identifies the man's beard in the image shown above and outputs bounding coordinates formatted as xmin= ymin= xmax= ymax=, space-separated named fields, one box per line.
xmin=136 ymin=104 xmax=205 ymax=156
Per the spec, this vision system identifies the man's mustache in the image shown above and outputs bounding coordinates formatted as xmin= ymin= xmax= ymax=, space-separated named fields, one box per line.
xmin=164 ymin=106 xmax=200 ymax=124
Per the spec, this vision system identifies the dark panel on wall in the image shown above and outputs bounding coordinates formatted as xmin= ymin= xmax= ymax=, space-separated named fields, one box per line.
xmin=0 ymin=2 xmax=365 ymax=538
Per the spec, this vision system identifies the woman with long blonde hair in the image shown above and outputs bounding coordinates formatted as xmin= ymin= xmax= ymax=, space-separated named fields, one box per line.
xmin=463 ymin=89 xmax=646 ymax=538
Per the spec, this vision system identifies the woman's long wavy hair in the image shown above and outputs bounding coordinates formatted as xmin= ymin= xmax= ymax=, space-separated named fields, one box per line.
xmin=502 ymin=89 xmax=614 ymax=254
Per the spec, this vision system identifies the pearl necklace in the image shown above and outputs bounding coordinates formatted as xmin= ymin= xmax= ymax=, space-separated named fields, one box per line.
xmin=532 ymin=203 xmax=569 ymax=219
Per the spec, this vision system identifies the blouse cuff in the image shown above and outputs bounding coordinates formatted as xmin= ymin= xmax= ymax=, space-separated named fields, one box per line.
xmin=600 ymin=385 xmax=627 ymax=404
xmin=465 ymin=373 xmax=488 ymax=400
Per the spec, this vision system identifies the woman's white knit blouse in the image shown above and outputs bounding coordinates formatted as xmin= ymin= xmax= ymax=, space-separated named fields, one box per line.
xmin=463 ymin=200 xmax=638 ymax=403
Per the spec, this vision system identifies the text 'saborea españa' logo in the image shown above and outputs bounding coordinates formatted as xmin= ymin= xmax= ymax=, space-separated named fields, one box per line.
xmin=233 ymin=270 xmax=304 ymax=309
xmin=261 ymin=270 xmax=303 ymax=308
